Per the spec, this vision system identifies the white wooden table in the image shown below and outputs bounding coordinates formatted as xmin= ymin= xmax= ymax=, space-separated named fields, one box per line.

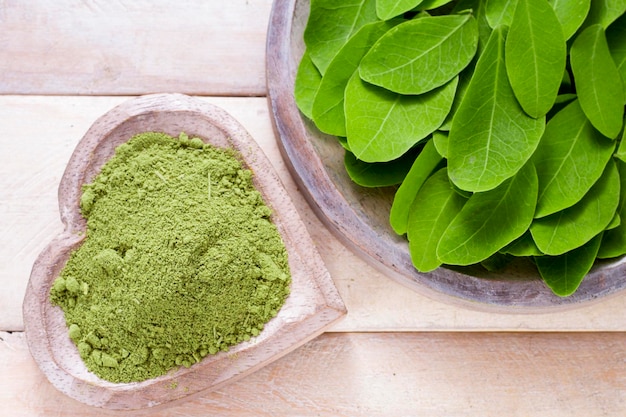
xmin=1 ymin=1 xmax=625 ymax=415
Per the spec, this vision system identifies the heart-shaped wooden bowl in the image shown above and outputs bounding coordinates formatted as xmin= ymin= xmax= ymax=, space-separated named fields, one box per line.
xmin=22 ymin=93 xmax=346 ymax=410
xmin=266 ymin=0 xmax=626 ymax=311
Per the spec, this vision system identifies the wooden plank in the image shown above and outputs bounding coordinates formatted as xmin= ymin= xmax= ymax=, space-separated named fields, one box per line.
xmin=0 ymin=0 xmax=271 ymax=96
xmin=3 ymin=95 xmax=626 ymax=333
xmin=2 ymin=330 xmax=625 ymax=416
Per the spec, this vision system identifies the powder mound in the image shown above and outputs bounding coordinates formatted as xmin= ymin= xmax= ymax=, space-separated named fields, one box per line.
xmin=50 ymin=132 xmax=291 ymax=383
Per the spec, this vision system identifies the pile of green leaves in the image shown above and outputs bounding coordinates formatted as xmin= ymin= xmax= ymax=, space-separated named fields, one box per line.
xmin=294 ymin=0 xmax=626 ymax=297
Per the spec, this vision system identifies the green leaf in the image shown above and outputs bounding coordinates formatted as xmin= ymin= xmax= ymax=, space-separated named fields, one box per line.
xmin=438 ymin=66 xmax=473 ymax=131
xmin=407 ymin=168 xmax=467 ymax=272
xmin=501 ymin=230 xmax=543 ymax=256
xmin=304 ymin=0 xmax=379 ymax=74
xmin=485 ymin=0 xmax=518 ymax=29
xmin=607 ymin=13 xmax=626 ymax=98
xmin=535 ymin=233 xmax=603 ymax=297
xmin=345 ymin=73 xmax=458 ymax=162
xmin=432 ymin=130 xmax=449 ymax=158
xmin=547 ymin=0 xmax=590 ymax=40
xmin=615 ymin=116 xmax=626 ymax=161
xmin=570 ymin=24 xmax=625 ymax=139
xmin=447 ymin=26 xmax=545 ymax=192
xmin=390 ymin=140 xmax=443 ymax=235
xmin=598 ymin=159 xmax=626 ymax=259
xmin=580 ymin=0 xmax=626 ymax=29
xmin=559 ymin=67 xmax=573 ymax=93
xmin=294 ymin=51 xmax=322 ymax=119
xmin=437 ymin=162 xmax=538 ymax=266
xmin=359 ymin=14 xmax=478 ymax=95
xmin=530 ymin=159 xmax=620 ymax=255
xmin=337 ymin=136 xmax=351 ymax=151
xmin=546 ymin=93 xmax=577 ymax=120
xmin=415 ymin=0 xmax=454 ymax=10
xmin=344 ymin=147 xmax=419 ymax=187
xmin=606 ymin=212 xmax=621 ymax=227
xmin=312 ymin=21 xmax=398 ymax=136
xmin=505 ymin=0 xmax=567 ymax=118
xmin=481 ymin=252 xmax=514 ymax=271
xmin=450 ymin=180 xmax=473 ymax=199
xmin=533 ymin=99 xmax=616 ymax=218
xmin=606 ymin=212 xmax=621 ymax=230
xmin=453 ymin=0 xmax=493 ymax=53
xmin=376 ymin=0 xmax=423 ymax=20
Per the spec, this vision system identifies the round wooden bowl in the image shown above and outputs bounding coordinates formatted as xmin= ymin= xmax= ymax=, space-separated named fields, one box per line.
xmin=22 ymin=94 xmax=346 ymax=410
xmin=265 ymin=0 xmax=626 ymax=310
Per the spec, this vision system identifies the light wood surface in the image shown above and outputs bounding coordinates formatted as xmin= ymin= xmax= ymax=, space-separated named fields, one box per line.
xmin=3 ymin=331 xmax=626 ymax=416
xmin=1 ymin=1 xmax=625 ymax=415
xmin=0 ymin=0 xmax=271 ymax=96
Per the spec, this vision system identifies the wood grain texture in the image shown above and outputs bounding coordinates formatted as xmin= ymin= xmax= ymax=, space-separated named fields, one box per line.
xmin=21 ymin=94 xmax=345 ymax=409
xmin=0 ymin=0 xmax=271 ymax=96
xmin=265 ymin=0 xmax=626 ymax=309
xmin=3 ymin=95 xmax=626 ymax=334
xmin=2 ymin=330 xmax=625 ymax=416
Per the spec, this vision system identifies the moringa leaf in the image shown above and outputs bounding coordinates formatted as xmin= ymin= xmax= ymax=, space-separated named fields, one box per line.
xmin=345 ymin=73 xmax=458 ymax=162
xmin=606 ymin=212 xmax=622 ymax=230
xmin=448 ymin=26 xmax=545 ymax=192
xmin=580 ymin=0 xmax=626 ymax=30
xmin=453 ymin=0 xmax=493 ymax=54
xmin=294 ymin=51 xmax=322 ymax=120
xmin=598 ymin=159 xmax=626 ymax=259
xmin=570 ymin=24 xmax=625 ymax=139
xmin=501 ymin=230 xmax=543 ymax=257
xmin=615 ymin=116 xmax=626 ymax=161
xmin=432 ymin=130 xmax=449 ymax=158
xmin=505 ymin=0 xmax=567 ymax=118
xmin=533 ymin=99 xmax=616 ymax=218
xmin=390 ymin=140 xmax=443 ymax=235
xmin=546 ymin=93 xmax=577 ymax=120
xmin=559 ymin=67 xmax=573 ymax=93
xmin=450 ymin=179 xmax=473 ymax=199
xmin=437 ymin=162 xmax=538 ymax=266
xmin=415 ymin=0 xmax=454 ymax=10
xmin=485 ymin=0 xmax=518 ymax=28
xmin=344 ymin=147 xmax=420 ymax=187
xmin=481 ymin=252 xmax=514 ymax=271
xmin=376 ymin=0 xmax=423 ymax=20
xmin=304 ymin=0 xmax=379 ymax=75
xmin=547 ymin=0 xmax=590 ymax=40
xmin=337 ymin=136 xmax=351 ymax=151
xmin=438 ymin=65 xmax=473 ymax=131
xmin=530 ymin=159 xmax=620 ymax=255
xmin=312 ymin=20 xmax=399 ymax=136
xmin=359 ymin=14 xmax=478 ymax=95
xmin=535 ymin=233 xmax=603 ymax=297
xmin=607 ymin=13 xmax=626 ymax=98
xmin=407 ymin=168 xmax=467 ymax=272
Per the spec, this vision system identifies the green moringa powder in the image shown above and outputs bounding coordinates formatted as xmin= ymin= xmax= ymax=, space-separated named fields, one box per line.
xmin=50 ymin=132 xmax=291 ymax=383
